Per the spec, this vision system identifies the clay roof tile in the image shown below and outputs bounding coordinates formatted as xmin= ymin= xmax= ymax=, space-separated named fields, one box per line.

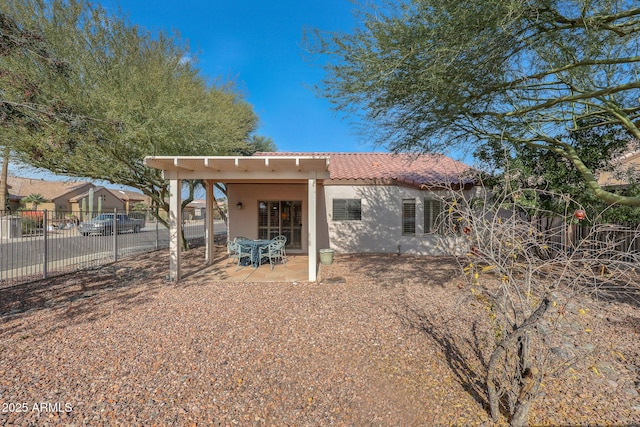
xmin=253 ymin=152 xmax=475 ymax=188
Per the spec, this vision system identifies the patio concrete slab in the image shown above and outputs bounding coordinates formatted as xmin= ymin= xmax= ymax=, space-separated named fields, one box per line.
xmin=182 ymin=252 xmax=311 ymax=282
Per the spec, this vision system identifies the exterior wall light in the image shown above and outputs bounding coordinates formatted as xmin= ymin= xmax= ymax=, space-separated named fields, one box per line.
xmin=236 ymin=202 xmax=243 ymax=210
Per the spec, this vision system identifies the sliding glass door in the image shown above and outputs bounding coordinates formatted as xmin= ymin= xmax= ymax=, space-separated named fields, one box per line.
xmin=258 ymin=201 xmax=302 ymax=249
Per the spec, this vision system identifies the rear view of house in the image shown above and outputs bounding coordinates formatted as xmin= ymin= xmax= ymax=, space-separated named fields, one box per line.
xmin=227 ymin=152 xmax=476 ymax=255
xmin=145 ymin=152 xmax=478 ymax=281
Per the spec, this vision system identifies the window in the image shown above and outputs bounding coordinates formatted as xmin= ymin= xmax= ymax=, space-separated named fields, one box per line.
xmin=258 ymin=201 xmax=302 ymax=248
xmin=332 ymin=199 xmax=361 ymax=221
xmin=402 ymin=199 xmax=416 ymax=235
xmin=424 ymin=199 xmax=444 ymax=233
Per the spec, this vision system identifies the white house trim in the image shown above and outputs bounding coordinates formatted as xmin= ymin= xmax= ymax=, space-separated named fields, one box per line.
xmin=308 ymin=173 xmax=317 ymax=281
xmin=168 ymin=178 xmax=182 ymax=281
xmin=144 ymin=155 xmax=331 ymax=282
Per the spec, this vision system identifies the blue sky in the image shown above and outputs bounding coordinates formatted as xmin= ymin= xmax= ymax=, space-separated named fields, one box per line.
xmin=12 ymin=0 xmax=379 ymax=188
xmin=100 ymin=0 xmax=376 ymax=153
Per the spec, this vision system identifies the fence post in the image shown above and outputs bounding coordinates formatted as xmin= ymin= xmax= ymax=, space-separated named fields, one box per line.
xmin=155 ymin=208 xmax=159 ymax=250
xmin=43 ymin=209 xmax=48 ymax=279
xmin=113 ymin=208 xmax=118 ymax=262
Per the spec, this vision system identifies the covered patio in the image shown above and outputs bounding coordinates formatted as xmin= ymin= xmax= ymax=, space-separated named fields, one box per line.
xmin=143 ymin=155 xmax=331 ymax=282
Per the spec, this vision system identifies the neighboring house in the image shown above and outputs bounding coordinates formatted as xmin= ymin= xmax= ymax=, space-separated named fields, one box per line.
xmin=144 ymin=152 xmax=478 ymax=282
xmin=6 ymin=176 xmax=94 ymax=213
xmin=597 ymin=150 xmax=640 ymax=189
xmin=110 ymin=189 xmax=149 ymax=212
xmin=68 ymin=187 xmax=146 ymax=215
xmin=5 ymin=176 xmax=148 ymax=216
xmin=184 ymin=199 xmax=206 ymax=220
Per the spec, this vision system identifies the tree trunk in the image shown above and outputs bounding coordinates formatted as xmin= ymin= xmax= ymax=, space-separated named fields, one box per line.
xmin=0 ymin=145 xmax=10 ymax=212
xmin=487 ymin=298 xmax=551 ymax=424
xmin=212 ymin=193 xmax=227 ymax=224
xmin=214 ymin=182 xmax=228 ymax=224
xmin=179 ymin=179 xmax=203 ymax=251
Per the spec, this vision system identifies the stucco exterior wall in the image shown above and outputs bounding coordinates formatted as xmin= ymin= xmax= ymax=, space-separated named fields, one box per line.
xmin=227 ymin=182 xmax=473 ymax=256
xmin=227 ymin=183 xmax=310 ymax=251
xmin=51 ymin=184 xmax=94 ymax=211
xmin=323 ymin=184 xmax=469 ymax=255
xmin=70 ymin=189 xmax=127 ymax=214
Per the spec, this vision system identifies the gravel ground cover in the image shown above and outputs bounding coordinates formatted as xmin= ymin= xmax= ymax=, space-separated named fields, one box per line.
xmin=0 ymin=248 xmax=639 ymax=426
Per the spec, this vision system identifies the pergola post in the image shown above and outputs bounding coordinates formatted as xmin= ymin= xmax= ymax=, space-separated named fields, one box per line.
xmin=308 ymin=173 xmax=317 ymax=282
xmin=205 ymin=179 xmax=215 ymax=265
xmin=169 ymin=178 xmax=182 ymax=281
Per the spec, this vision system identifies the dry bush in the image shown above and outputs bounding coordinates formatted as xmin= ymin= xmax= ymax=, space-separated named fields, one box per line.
xmin=436 ymin=185 xmax=640 ymax=426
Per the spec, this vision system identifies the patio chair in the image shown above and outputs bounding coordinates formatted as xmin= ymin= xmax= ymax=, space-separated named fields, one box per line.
xmin=273 ymin=235 xmax=287 ymax=257
xmin=258 ymin=240 xmax=286 ymax=270
xmin=233 ymin=241 xmax=253 ymax=271
xmin=226 ymin=240 xmax=239 ymax=266
xmin=233 ymin=236 xmax=250 ymax=242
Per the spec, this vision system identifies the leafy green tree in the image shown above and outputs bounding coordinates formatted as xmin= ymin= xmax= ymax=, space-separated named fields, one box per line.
xmin=0 ymin=8 xmax=81 ymax=212
xmin=1 ymin=0 xmax=259 ymax=228
xmin=483 ymin=120 xmax=640 ymax=224
xmin=232 ymin=134 xmax=277 ymax=156
xmin=310 ymin=0 xmax=640 ymax=205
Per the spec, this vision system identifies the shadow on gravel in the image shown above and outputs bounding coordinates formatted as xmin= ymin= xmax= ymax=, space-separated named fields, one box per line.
xmin=335 ymin=253 xmax=461 ymax=288
xmin=396 ymin=299 xmax=490 ymax=414
xmin=0 ymin=250 xmax=173 ymax=337
xmin=352 ymin=253 xmax=492 ymax=417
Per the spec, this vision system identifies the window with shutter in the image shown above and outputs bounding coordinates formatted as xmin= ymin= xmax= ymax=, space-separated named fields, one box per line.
xmin=332 ymin=199 xmax=362 ymax=221
xmin=402 ymin=199 xmax=416 ymax=235
xmin=424 ymin=199 xmax=444 ymax=233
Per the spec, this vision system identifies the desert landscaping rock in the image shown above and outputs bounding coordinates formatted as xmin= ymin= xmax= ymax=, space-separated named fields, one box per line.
xmin=0 ymin=248 xmax=639 ymax=426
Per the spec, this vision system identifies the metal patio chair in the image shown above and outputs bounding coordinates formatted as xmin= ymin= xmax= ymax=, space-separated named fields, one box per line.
xmin=226 ymin=240 xmax=239 ymax=266
xmin=230 ymin=240 xmax=252 ymax=271
xmin=258 ymin=239 xmax=286 ymax=270
xmin=273 ymin=235 xmax=287 ymax=257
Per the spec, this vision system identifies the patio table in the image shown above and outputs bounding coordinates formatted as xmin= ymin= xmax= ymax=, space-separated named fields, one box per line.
xmin=237 ymin=239 xmax=271 ymax=267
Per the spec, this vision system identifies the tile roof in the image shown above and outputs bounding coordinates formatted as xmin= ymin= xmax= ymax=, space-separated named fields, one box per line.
xmin=6 ymin=176 xmax=92 ymax=200
xmin=107 ymin=189 xmax=147 ymax=201
xmin=597 ymin=149 xmax=640 ymax=187
xmin=254 ymin=152 xmax=475 ymax=188
xmin=7 ymin=176 xmax=148 ymax=203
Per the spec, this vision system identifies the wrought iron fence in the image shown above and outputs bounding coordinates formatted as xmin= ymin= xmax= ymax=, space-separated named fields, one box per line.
xmin=0 ymin=209 xmax=225 ymax=288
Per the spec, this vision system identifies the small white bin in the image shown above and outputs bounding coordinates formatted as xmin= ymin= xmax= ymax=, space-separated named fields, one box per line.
xmin=319 ymin=248 xmax=335 ymax=265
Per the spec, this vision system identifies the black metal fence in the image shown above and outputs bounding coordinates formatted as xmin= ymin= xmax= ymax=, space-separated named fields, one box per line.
xmin=0 ymin=209 xmax=226 ymax=288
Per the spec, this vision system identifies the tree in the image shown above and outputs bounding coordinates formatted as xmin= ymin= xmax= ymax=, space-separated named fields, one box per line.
xmin=481 ymin=119 xmax=640 ymax=225
xmin=21 ymin=193 xmax=47 ymax=210
xmin=1 ymin=0 xmax=260 ymax=229
xmin=435 ymin=184 xmax=640 ymax=426
xmin=0 ymin=8 xmax=80 ymax=213
xmin=232 ymin=134 xmax=277 ymax=156
xmin=310 ymin=0 xmax=640 ymax=205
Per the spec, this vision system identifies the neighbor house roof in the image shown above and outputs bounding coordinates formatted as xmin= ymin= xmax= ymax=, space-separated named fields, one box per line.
xmin=67 ymin=187 xmax=147 ymax=204
xmin=7 ymin=176 xmax=148 ymax=204
xmin=597 ymin=149 xmax=640 ymax=188
xmin=6 ymin=176 xmax=93 ymax=200
xmin=254 ymin=152 xmax=475 ymax=188
xmin=107 ymin=189 xmax=147 ymax=202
